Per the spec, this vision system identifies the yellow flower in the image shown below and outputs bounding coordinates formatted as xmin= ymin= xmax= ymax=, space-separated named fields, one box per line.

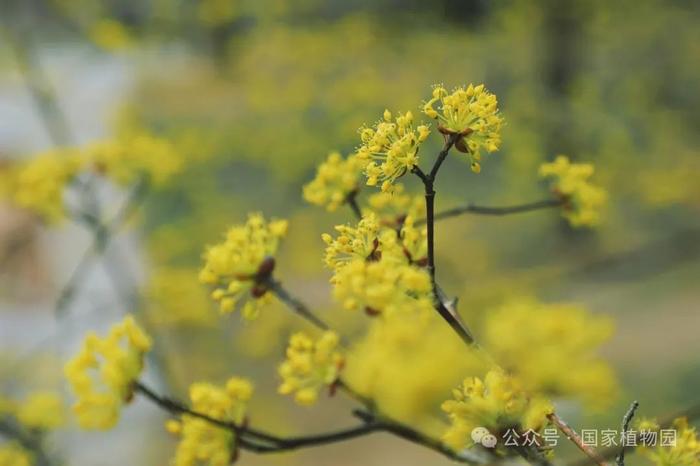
xmin=6 ymin=149 xmax=84 ymax=223
xmin=16 ymin=391 xmax=64 ymax=431
xmin=88 ymin=131 xmax=183 ymax=187
xmin=167 ymin=377 xmax=253 ymax=466
xmin=322 ymin=213 xmax=382 ymax=271
xmin=278 ymin=331 xmax=344 ymax=406
xmin=64 ymin=315 xmax=152 ymax=430
xmin=422 ymin=84 xmax=503 ymax=173
xmin=539 ymin=155 xmax=607 ymax=227
xmin=331 ymin=258 xmax=432 ymax=316
xmin=441 ymin=369 xmax=552 ymax=451
xmin=303 ymin=151 xmax=364 ymax=211
xmin=355 ymin=110 xmax=430 ymax=192
xmin=400 ymin=215 xmax=427 ymax=265
xmin=322 ymin=212 xmax=426 ymax=274
xmin=2 ymin=132 xmax=181 ymax=224
xmin=482 ymin=298 xmax=618 ymax=408
xmin=0 ymin=442 xmax=33 ymax=466
xmin=199 ymin=213 xmax=288 ymax=319
xmin=364 ymin=182 xmax=425 ymax=226
xmin=638 ymin=417 xmax=700 ymax=466
xmin=344 ymin=309 xmax=484 ymax=424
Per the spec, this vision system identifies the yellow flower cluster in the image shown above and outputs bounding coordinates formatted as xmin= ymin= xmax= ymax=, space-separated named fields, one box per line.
xmin=64 ymin=315 xmax=152 ymax=430
xmin=637 ymin=417 xmax=700 ymax=466
xmin=322 ymin=211 xmax=431 ymax=316
xmin=331 ymin=258 xmax=432 ymax=316
xmin=278 ymin=331 xmax=344 ymax=406
xmin=400 ymin=215 xmax=428 ymax=264
xmin=88 ymin=131 xmax=183 ymax=187
xmin=356 ymin=110 xmax=430 ymax=192
xmin=0 ymin=442 xmax=33 ymax=466
xmin=441 ymin=369 xmax=553 ymax=451
xmin=423 ymin=84 xmax=503 ymax=173
xmin=4 ymin=149 xmax=83 ymax=223
xmin=323 ymin=212 xmax=428 ymax=272
xmin=0 ymin=391 xmax=62 ymax=464
xmin=303 ymin=151 xmax=364 ymax=211
xmin=482 ymin=299 xmax=618 ymax=407
xmin=166 ymin=377 xmax=253 ymax=466
xmin=344 ymin=308 xmax=484 ymax=424
xmin=15 ymin=391 xmax=65 ymax=431
xmin=146 ymin=267 xmax=216 ymax=326
xmin=322 ymin=213 xmax=382 ymax=270
xmin=365 ymin=182 xmax=425 ymax=226
xmin=539 ymin=155 xmax=607 ymax=227
xmin=2 ymin=131 xmax=183 ymax=223
xmin=199 ymin=213 xmax=288 ymax=319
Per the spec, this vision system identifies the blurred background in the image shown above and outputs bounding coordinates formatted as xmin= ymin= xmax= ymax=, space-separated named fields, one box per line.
xmin=0 ymin=0 xmax=699 ymax=465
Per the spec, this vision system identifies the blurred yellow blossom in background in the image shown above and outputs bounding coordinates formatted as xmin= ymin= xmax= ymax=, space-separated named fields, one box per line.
xmin=345 ymin=309 xmax=484 ymax=428
xmin=64 ymin=315 xmax=152 ymax=429
xmin=539 ymin=155 xmax=607 ymax=227
xmin=145 ymin=267 xmax=217 ymax=327
xmin=364 ymin=183 xmax=425 ymax=225
xmin=0 ymin=442 xmax=33 ymax=466
xmin=88 ymin=131 xmax=184 ymax=187
xmin=15 ymin=391 xmax=65 ymax=431
xmin=482 ymin=298 xmax=618 ymax=408
xmin=3 ymin=149 xmax=83 ymax=223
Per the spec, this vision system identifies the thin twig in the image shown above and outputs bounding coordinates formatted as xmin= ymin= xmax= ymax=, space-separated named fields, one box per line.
xmin=135 ymin=380 xmax=287 ymax=447
xmin=423 ymin=134 xmax=458 ymax=283
xmin=242 ymin=423 xmax=383 ymax=453
xmin=412 ymin=165 xmax=430 ymax=184
xmin=346 ymin=191 xmax=363 ymax=220
xmin=567 ymin=402 xmax=700 ymax=466
xmin=134 ymin=381 xmax=240 ymax=432
xmin=422 ymin=198 xmax=563 ymax=224
xmin=134 ymin=381 xmax=484 ymax=463
xmin=136 ymin=378 xmax=367 ymax=449
xmin=410 ymin=138 xmax=562 ymax=466
xmin=429 ymin=135 xmax=458 ymax=180
xmin=616 ymin=400 xmax=639 ymax=466
xmin=352 ymin=410 xmax=488 ymax=464
xmin=548 ymin=412 xmax=609 ymax=466
xmin=265 ymin=278 xmax=330 ymax=330
xmin=258 ymin=282 xmax=492 ymax=463
xmin=411 ymin=134 xmax=475 ymax=347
